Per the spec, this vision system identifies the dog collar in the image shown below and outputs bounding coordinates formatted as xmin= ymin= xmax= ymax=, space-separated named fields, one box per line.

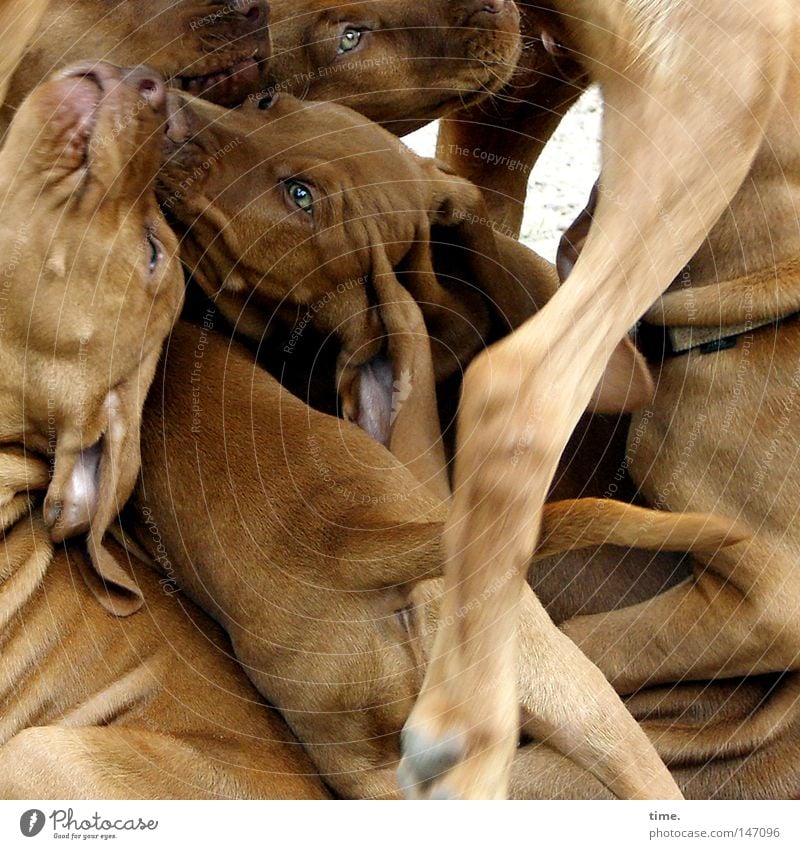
xmin=635 ymin=311 xmax=800 ymax=361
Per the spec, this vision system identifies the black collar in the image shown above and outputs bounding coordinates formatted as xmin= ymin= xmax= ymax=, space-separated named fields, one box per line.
xmin=635 ymin=311 xmax=800 ymax=362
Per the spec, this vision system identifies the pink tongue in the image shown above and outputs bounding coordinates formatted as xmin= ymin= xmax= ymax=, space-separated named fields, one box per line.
xmin=355 ymin=357 xmax=395 ymax=446
xmin=200 ymin=59 xmax=261 ymax=105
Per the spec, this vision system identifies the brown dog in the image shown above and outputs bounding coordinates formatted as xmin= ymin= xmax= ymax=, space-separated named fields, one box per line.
xmin=132 ymin=312 xmax=748 ymax=800
xmin=129 ymin=91 xmax=793 ymax=799
xmin=0 ymin=62 xmax=325 ymax=800
xmin=0 ymin=0 xmax=270 ymax=139
xmin=257 ymin=0 xmax=800 ymax=799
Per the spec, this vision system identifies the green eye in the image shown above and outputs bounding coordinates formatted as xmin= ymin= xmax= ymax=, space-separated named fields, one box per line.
xmin=338 ymin=28 xmax=362 ymax=54
xmin=285 ymin=179 xmax=314 ymax=214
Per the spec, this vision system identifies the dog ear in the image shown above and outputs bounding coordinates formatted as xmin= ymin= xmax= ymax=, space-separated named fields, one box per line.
xmin=588 ymin=336 xmax=655 ymax=413
xmin=43 ymin=351 xmax=162 ymax=616
xmin=420 ymin=163 xmax=560 ymax=379
xmin=81 ymin=378 xmax=148 ymax=617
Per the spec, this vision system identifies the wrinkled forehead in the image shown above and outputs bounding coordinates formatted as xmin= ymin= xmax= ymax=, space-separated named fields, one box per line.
xmin=249 ymin=97 xmax=430 ymax=186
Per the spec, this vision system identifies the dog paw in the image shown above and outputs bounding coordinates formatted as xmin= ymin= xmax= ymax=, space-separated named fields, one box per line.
xmin=396 ymin=699 xmax=517 ymax=799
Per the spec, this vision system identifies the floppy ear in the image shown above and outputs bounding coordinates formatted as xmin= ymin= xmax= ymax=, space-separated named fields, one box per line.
xmin=588 ymin=335 xmax=655 ymax=413
xmin=43 ymin=349 xmax=162 ymax=616
xmin=80 ymin=374 xmax=150 ymax=617
xmin=416 ymin=162 xmax=560 ymax=381
xmin=338 ymin=240 xmax=451 ymax=502
xmin=338 ymin=163 xmax=562 ymax=490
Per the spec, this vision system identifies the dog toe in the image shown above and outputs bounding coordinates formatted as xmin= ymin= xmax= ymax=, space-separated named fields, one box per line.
xmin=397 ymin=726 xmax=466 ymax=797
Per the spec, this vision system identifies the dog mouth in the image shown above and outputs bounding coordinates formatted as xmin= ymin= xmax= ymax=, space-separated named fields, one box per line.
xmin=174 ymin=52 xmax=266 ymax=106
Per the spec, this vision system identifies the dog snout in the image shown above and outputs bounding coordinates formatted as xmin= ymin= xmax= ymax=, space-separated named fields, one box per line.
xmin=55 ymin=61 xmax=122 ymax=88
xmin=121 ymin=66 xmax=167 ymax=111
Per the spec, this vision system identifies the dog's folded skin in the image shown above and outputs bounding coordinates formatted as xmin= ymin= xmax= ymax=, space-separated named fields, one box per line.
xmin=0 ymin=63 xmax=326 ymax=800
xmin=0 ymin=469 xmax=326 ymax=800
xmin=0 ymin=0 xmax=271 ymax=139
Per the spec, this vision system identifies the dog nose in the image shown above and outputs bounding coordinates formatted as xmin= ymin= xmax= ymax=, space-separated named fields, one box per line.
xmin=122 ymin=66 xmax=167 ymax=110
xmin=467 ymin=0 xmax=507 ymax=15
xmin=232 ymin=0 xmax=269 ymax=28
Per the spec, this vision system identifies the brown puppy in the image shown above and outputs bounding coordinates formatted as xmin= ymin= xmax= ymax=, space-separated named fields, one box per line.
xmin=0 ymin=63 xmax=325 ymax=800
xmin=132 ymin=315 xmax=742 ymax=799
xmin=139 ymin=92 xmax=760 ymax=799
xmin=0 ymin=62 xmax=185 ymax=612
xmin=264 ymin=0 xmax=522 ymax=136
xmin=1 ymin=0 xmax=270 ymax=138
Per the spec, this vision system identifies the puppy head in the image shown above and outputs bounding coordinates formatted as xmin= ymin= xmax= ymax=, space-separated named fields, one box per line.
xmin=3 ymin=0 xmax=271 ymax=118
xmin=0 ymin=62 xmax=185 ymax=615
xmin=161 ymin=95 xmax=525 ymax=460
xmin=265 ymin=0 xmax=522 ymax=134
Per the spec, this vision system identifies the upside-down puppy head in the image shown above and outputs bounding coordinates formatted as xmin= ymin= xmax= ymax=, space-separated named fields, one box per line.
xmin=264 ymin=0 xmax=522 ymax=134
xmin=3 ymin=0 xmax=271 ymax=120
xmin=160 ymin=93 xmax=523 ymax=456
xmin=0 ymin=62 xmax=185 ymax=615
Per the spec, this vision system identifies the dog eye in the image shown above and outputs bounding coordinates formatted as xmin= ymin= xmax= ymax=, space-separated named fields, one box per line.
xmin=395 ymin=605 xmax=414 ymax=636
xmin=146 ymin=233 xmax=162 ymax=273
xmin=284 ymin=179 xmax=314 ymax=215
xmin=338 ymin=28 xmax=362 ymax=54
